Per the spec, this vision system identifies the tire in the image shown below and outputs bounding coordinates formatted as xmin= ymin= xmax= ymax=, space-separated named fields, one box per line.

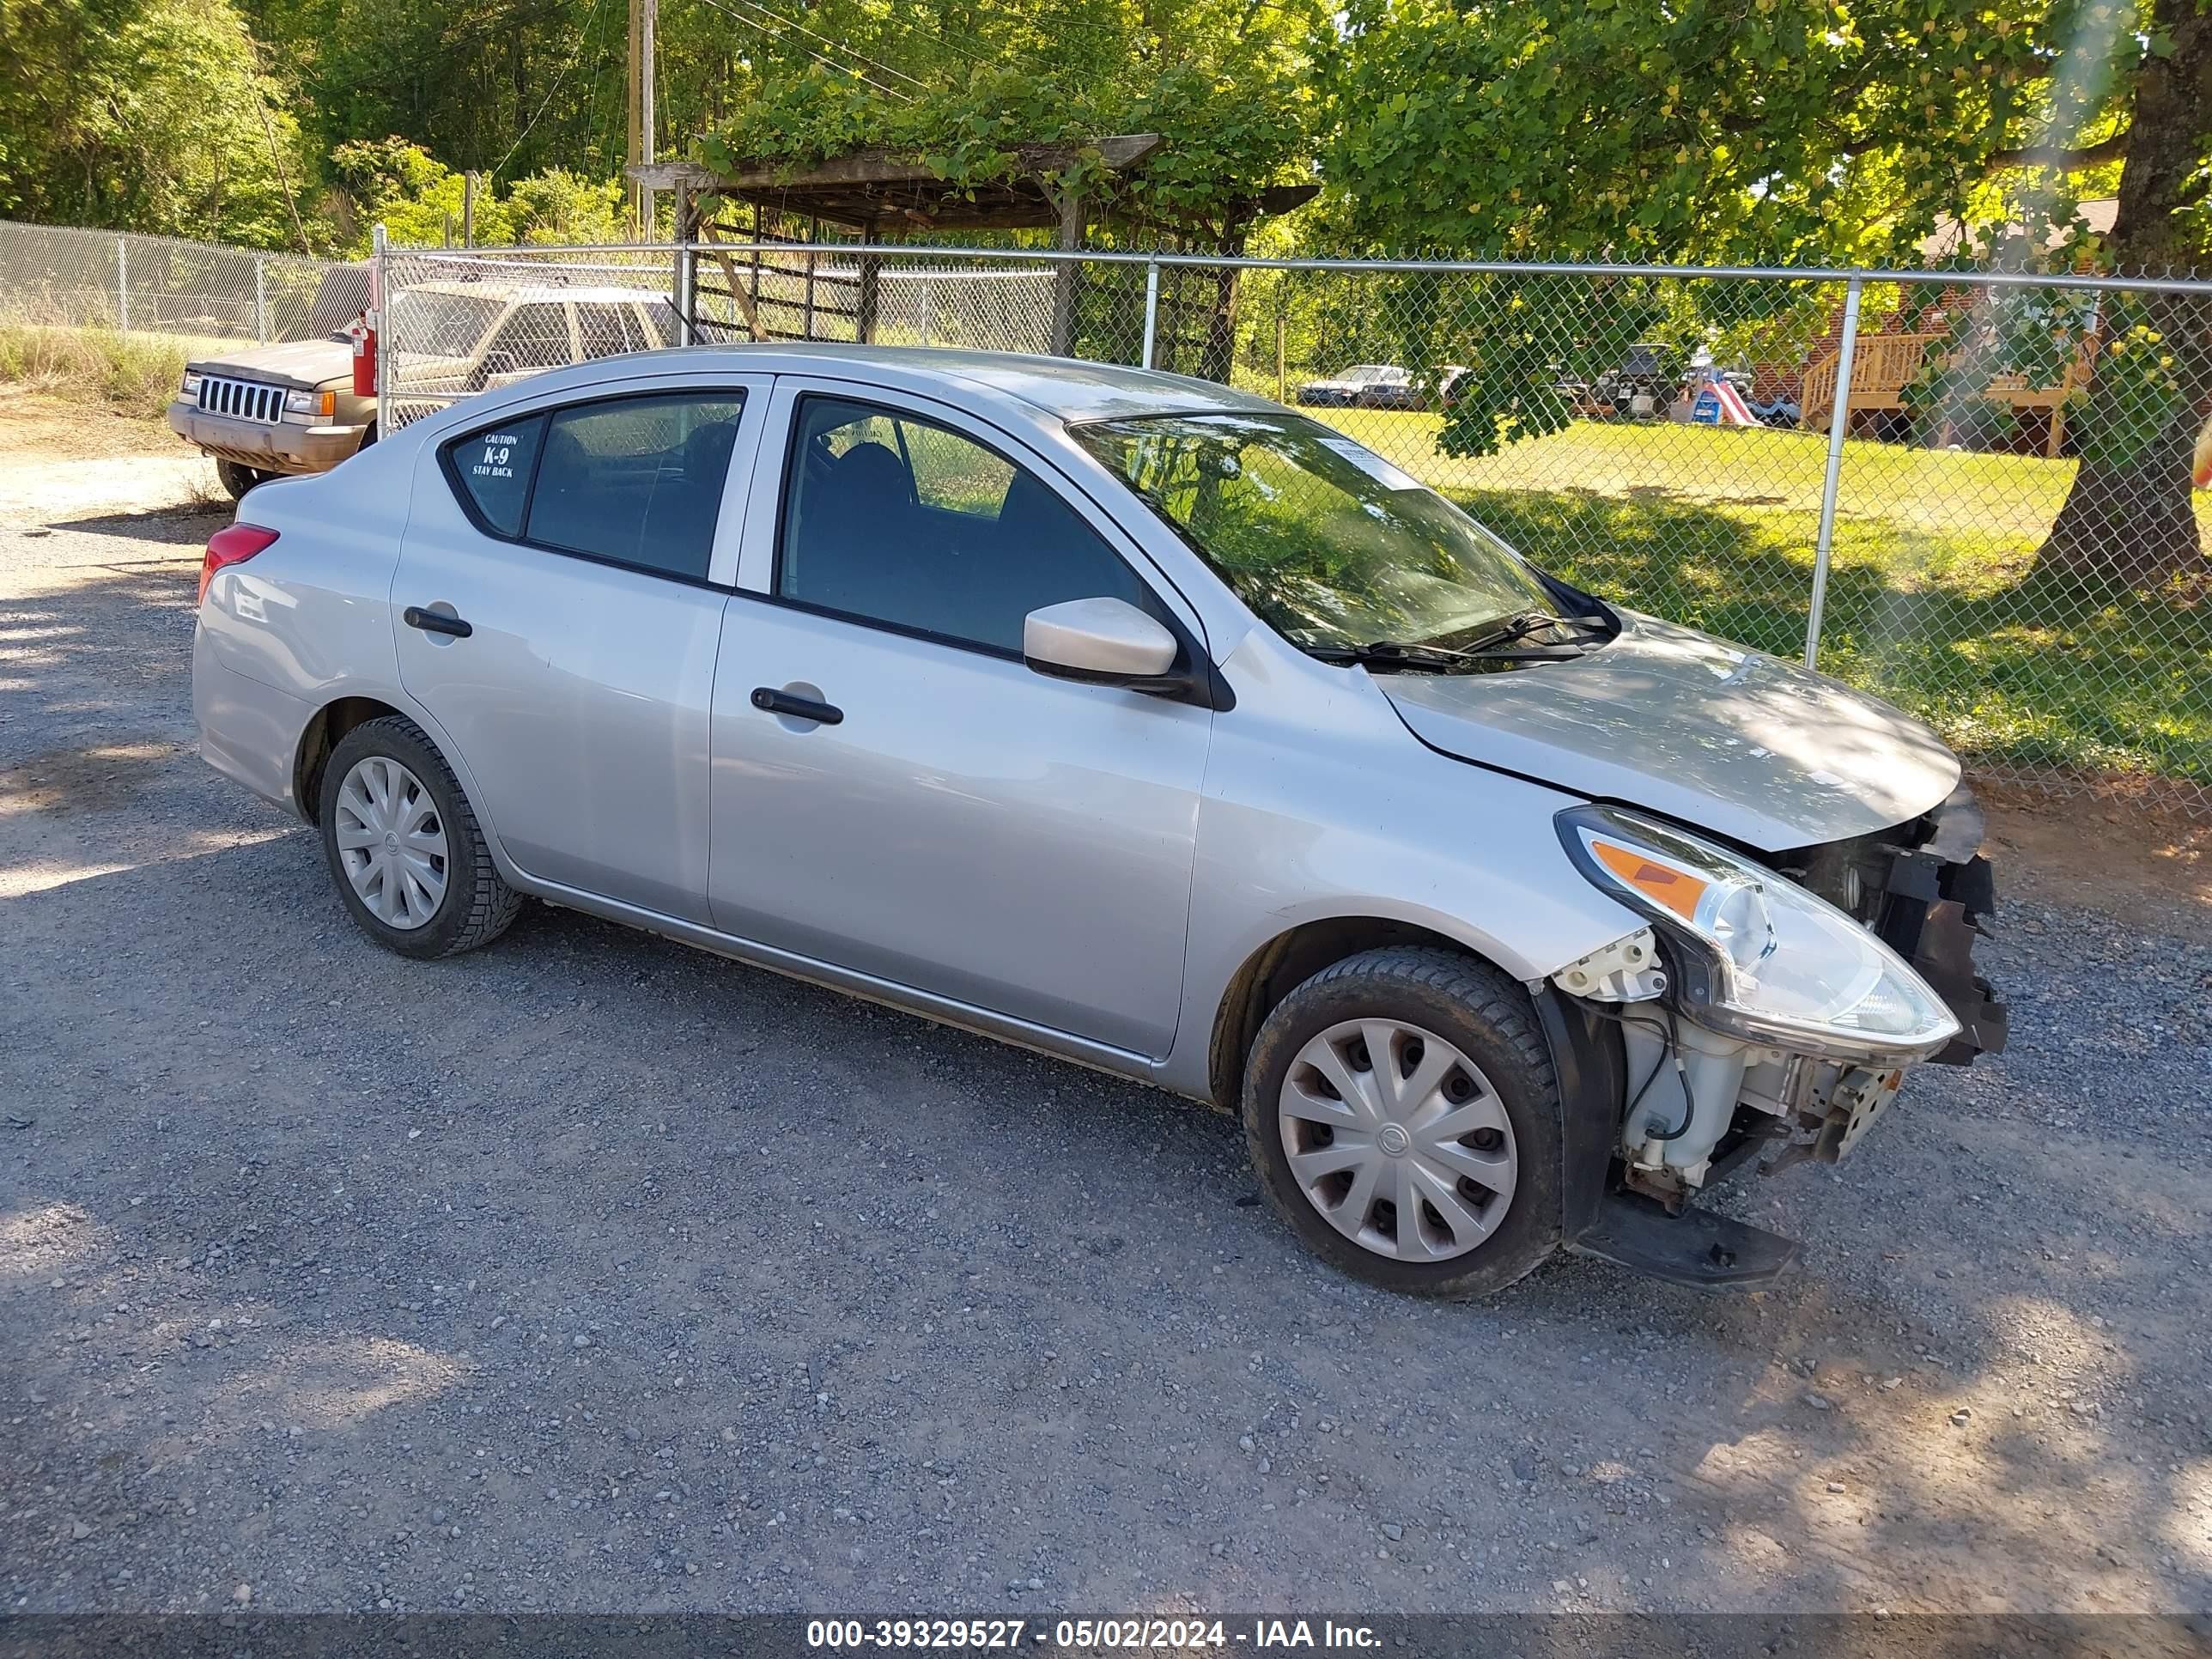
xmin=318 ymin=714 xmax=521 ymax=960
xmin=1242 ymin=946 xmax=1562 ymax=1298
xmin=215 ymin=458 xmax=265 ymax=500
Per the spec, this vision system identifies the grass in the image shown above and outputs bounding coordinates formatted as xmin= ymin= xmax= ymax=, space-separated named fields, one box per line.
xmin=1302 ymin=411 xmax=2212 ymax=788
xmin=0 ymin=321 xmax=192 ymax=419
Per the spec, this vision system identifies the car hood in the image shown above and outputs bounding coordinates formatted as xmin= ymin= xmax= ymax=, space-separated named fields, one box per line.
xmin=1379 ymin=611 xmax=1961 ymax=850
xmin=184 ymin=337 xmax=349 ymax=390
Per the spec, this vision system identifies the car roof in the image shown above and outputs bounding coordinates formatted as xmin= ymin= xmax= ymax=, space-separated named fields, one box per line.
xmin=600 ymin=343 xmax=1289 ymax=423
xmin=403 ymin=280 xmax=675 ymax=305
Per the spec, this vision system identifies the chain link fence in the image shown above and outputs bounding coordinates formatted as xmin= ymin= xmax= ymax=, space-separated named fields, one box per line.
xmin=370 ymin=240 xmax=2212 ymax=816
xmin=0 ymin=219 xmax=356 ymax=343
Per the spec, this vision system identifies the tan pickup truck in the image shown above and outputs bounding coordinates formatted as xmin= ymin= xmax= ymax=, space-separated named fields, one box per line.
xmin=168 ymin=271 xmax=691 ymax=498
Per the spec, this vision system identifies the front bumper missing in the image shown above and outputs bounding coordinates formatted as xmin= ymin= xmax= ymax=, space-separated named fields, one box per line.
xmin=1536 ymin=991 xmax=1802 ymax=1286
xmin=1875 ymin=786 xmax=2008 ymax=1064
xmin=1537 ymin=784 xmax=2009 ymax=1290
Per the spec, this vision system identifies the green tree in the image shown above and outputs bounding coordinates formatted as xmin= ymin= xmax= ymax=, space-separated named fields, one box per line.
xmin=0 ymin=0 xmax=313 ymax=246
xmin=1317 ymin=0 xmax=2212 ymax=585
xmin=325 ymin=137 xmax=514 ymax=251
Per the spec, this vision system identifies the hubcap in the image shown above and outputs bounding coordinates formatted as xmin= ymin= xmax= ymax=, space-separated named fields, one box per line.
xmin=1278 ymin=1018 xmax=1517 ymax=1262
xmin=333 ymin=756 xmax=448 ymax=931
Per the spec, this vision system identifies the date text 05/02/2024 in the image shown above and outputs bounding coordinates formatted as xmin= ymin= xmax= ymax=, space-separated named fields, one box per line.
xmin=804 ymin=1619 xmax=1383 ymax=1650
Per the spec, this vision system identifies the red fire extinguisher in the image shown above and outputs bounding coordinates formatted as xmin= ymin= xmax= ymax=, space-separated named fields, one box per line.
xmin=349 ymin=311 xmax=378 ymax=398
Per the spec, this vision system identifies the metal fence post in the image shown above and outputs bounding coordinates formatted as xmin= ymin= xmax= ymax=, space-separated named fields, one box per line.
xmin=1805 ymin=274 xmax=1863 ymax=670
xmin=673 ymin=242 xmax=694 ymax=346
xmin=115 ymin=236 xmax=129 ymax=331
xmin=371 ymin=224 xmax=388 ymax=435
xmin=253 ymin=255 xmax=269 ymax=343
xmin=1140 ymin=258 xmax=1160 ymax=369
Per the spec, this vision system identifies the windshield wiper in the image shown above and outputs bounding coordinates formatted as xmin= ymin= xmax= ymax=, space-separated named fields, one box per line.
xmin=1306 ymin=637 xmax=1588 ymax=672
xmin=1443 ymin=609 xmax=1609 ymax=653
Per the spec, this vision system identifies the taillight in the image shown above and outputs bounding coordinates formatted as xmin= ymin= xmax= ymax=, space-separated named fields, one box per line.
xmin=198 ymin=524 xmax=279 ymax=605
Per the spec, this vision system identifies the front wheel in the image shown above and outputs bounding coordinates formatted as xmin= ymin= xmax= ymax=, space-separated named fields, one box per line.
xmin=318 ymin=714 xmax=521 ymax=960
xmin=1242 ymin=946 xmax=1563 ymax=1298
xmin=215 ymin=458 xmax=267 ymax=500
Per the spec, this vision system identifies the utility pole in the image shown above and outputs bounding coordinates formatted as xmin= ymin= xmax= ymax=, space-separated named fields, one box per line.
xmin=627 ymin=0 xmax=642 ymax=232
xmin=627 ymin=0 xmax=658 ymax=234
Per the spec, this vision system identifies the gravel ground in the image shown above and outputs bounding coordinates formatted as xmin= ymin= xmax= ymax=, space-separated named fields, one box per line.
xmin=3 ymin=426 xmax=2209 ymax=1619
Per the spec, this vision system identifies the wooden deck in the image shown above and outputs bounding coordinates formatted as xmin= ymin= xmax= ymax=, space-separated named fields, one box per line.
xmin=1800 ymin=331 xmax=2100 ymax=456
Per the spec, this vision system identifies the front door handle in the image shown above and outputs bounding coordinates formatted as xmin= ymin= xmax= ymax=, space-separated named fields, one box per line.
xmin=750 ymin=687 xmax=843 ymax=726
xmin=404 ymin=606 xmax=473 ymax=639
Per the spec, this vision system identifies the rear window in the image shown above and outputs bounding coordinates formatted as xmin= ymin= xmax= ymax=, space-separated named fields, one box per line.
xmin=391 ymin=290 xmax=503 ymax=357
xmin=446 ymin=415 xmax=546 ymax=536
xmin=525 ymin=393 xmax=745 ymax=580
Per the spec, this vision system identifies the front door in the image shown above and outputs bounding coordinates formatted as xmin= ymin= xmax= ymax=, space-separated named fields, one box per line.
xmin=393 ymin=380 xmax=769 ymax=921
xmin=705 ymin=386 xmax=1213 ymax=1058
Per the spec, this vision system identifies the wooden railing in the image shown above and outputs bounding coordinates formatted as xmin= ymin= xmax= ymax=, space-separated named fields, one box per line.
xmin=1801 ymin=330 xmax=2102 ymax=456
xmin=1799 ymin=331 xmax=1948 ymax=428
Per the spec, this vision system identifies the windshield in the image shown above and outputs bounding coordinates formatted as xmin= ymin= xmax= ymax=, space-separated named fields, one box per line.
xmin=1071 ymin=410 xmax=1556 ymax=652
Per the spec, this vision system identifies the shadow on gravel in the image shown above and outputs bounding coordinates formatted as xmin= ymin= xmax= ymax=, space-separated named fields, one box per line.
xmin=46 ymin=505 xmax=228 ymax=548
xmin=0 ymin=563 xmax=199 ymax=751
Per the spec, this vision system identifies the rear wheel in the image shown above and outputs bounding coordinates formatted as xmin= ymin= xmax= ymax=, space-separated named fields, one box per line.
xmin=1242 ymin=946 xmax=1563 ymax=1298
xmin=215 ymin=458 xmax=267 ymax=500
xmin=318 ymin=714 xmax=521 ymax=960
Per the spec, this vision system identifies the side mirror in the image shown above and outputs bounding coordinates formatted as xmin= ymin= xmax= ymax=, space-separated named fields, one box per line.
xmin=1023 ymin=597 xmax=1181 ymax=686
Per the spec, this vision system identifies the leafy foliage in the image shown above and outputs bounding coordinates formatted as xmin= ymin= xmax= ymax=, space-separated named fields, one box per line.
xmin=1313 ymin=0 xmax=2172 ymax=267
xmin=693 ymin=0 xmax=1320 ymax=240
xmin=0 ymin=0 xmax=310 ymax=246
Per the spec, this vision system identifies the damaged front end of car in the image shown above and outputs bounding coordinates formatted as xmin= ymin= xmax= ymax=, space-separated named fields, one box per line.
xmin=1536 ymin=789 xmax=2008 ymax=1287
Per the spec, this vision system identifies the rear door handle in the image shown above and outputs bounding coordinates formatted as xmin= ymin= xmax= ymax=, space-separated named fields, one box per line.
xmin=750 ymin=687 xmax=843 ymax=726
xmin=404 ymin=606 xmax=473 ymax=639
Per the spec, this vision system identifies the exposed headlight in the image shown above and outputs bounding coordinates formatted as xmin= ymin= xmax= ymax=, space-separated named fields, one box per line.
xmin=283 ymin=388 xmax=336 ymax=417
xmin=1557 ymin=805 xmax=1960 ymax=1061
xmin=181 ymin=372 xmax=202 ymax=396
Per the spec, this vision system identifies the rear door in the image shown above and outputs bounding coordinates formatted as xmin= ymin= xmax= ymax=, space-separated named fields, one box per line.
xmin=392 ymin=374 xmax=771 ymax=921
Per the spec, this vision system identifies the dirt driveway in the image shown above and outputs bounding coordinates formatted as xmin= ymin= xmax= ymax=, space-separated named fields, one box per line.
xmin=3 ymin=394 xmax=2209 ymax=1620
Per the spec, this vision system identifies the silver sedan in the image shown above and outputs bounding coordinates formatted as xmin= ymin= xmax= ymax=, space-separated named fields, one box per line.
xmin=193 ymin=346 xmax=2006 ymax=1297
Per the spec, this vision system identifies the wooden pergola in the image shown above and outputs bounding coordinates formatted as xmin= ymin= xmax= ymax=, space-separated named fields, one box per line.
xmin=628 ymin=136 xmax=1316 ymax=365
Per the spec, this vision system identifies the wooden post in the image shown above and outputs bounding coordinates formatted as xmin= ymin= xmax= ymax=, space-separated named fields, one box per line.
xmin=1048 ymin=185 xmax=1083 ymax=357
xmin=856 ymin=222 xmax=882 ymax=345
xmin=673 ymin=182 xmax=694 ymax=343
xmin=462 ymin=172 xmax=477 ymax=247
xmin=803 ymin=215 xmax=819 ymax=341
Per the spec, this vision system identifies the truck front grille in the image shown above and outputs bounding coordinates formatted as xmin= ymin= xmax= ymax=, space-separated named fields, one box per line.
xmin=197 ymin=376 xmax=284 ymax=424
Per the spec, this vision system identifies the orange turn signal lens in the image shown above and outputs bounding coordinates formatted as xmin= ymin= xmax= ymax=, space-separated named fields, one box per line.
xmin=1589 ymin=838 xmax=1707 ymax=921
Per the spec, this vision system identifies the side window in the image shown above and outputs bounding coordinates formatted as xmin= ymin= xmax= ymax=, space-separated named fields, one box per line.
xmin=575 ymin=302 xmax=642 ymax=358
xmin=485 ymin=303 xmax=574 ymax=372
xmin=444 ymin=414 xmax=546 ymax=537
xmin=521 ymin=392 xmax=747 ymax=580
xmin=777 ymin=395 xmax=1152 ymax=655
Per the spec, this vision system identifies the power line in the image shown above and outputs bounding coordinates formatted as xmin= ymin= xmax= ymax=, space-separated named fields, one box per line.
xmin=730 ymin=0 xmax=935 ymax=88
xmin=694 ymin=0 xmax=927 ymax=95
